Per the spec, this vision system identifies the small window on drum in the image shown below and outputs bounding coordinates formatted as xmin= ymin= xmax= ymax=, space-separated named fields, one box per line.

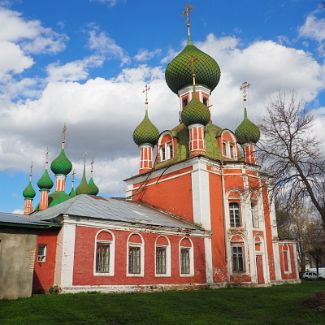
xmin=203 ymin=96 xmax=208 ymax=106
xmin=182 ymin=97 xmax=188 ymax=108
xmin=168 ymin=144 xmax=173 ymax=159
xmin=161 ymin=147 xmax=166 ymax=161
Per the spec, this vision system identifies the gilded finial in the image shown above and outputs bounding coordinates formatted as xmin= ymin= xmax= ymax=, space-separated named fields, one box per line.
xmin=45 ymin=147 xmax=49 ymax=170
xmin=91 ymin=160 xmax=94 ymax=178
xmin=29 ymin=162 xmax=33 ymax=182
xmin=143 ymin=84 xmax=150 ymax=111
xmin=182 ymin=2 xmax=193 ymax=43
xmin=72 ymin=168 xmax=76 ymax=189
xmin=61 ymin=124 xmax=67 ymax=149
xmin=188 ymin=55 xmax=198 ymax=92
xmin=240 ymin=82 xmax=250 ymax=112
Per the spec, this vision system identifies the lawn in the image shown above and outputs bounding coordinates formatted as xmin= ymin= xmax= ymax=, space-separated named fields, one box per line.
xmin=0 ymin=281 xmax=324 ymax=325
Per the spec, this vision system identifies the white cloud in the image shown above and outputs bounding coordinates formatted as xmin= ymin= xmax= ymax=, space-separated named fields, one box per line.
xmin=46 ymin=55 xmax=104 ymax=82
xmin=88 ymin=27 xmax=130 ymax=65
xmin=134 ymin=49 xmax=161 ymax=62
xmin=0 ymin=33 xmax=324 ymax=199
xmin=90 ymin=0 xmax=119 ymax=7
xmin=299 ymin=14 xmax=325 ymax=56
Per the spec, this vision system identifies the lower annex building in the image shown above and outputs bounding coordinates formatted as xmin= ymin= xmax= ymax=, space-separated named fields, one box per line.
xmin=21 ymin=7 xmax=299 ymax=293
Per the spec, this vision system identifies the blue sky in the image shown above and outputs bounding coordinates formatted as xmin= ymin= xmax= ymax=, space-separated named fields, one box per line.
xmin=0 ymin=0 xmax=324 ymax=212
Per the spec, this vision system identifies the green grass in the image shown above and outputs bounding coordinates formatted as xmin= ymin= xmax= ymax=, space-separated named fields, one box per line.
xmin=0 ymin=281 xmax=324 ymax=325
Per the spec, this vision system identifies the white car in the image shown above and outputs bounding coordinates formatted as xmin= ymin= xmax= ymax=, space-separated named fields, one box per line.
xmin=302 ymin=271 xmax=319 ymax=280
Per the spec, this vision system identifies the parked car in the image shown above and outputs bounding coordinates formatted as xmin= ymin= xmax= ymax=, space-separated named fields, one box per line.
xmin=302 ymin=271 xmax=324 ymax=280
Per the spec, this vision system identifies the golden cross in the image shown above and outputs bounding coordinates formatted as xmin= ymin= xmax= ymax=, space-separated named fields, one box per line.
xmin=45 ymin=146 xmax=49 ymax=169
xmin=72 ymin=168 xmax=76 ymax=188
xmin=61 ymin=124 xmax=67 ymax=149
xmin=143 ymin=84 xmax=150 ymax=105
xmin=29 ymin=162 xmax=33 ymax=182
xmin=240 ymin=81 xmax=250 ymax=105
xmin=91 ymin=159 xmax=94 ymax=177
xmin=182 ymin=2 xmax=193 ymax=41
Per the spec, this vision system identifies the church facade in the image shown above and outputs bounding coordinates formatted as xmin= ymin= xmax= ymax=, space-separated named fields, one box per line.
xmin=27 ymin=7 xmax=299 ymax=293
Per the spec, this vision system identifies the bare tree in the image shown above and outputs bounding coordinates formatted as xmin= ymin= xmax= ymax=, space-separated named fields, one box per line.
xmin=257 ymin=91 xmax=325 ymax=229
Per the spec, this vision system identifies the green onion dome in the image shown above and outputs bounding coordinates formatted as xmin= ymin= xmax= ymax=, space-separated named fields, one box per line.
xmin=48 ymin=191 xmax=70 ymax=207
xmin=50 ymin=149 xmax=73 ymax=176
xmin=133 ymin=110 xmax=159 ymax=146
xmin=235 ymin=108 xmax=261 ymax=145
xmin=165 ymin=43 xmax=221 ymax=94
xmin=23 ymin=181 xmax=36 ymax=199
xmin=76 ymin=167 xmax=93 ymax=195
xmin=88 ymin=178 xmax=99 ymax=196
xmin=37 ymin=170 xmax=54 ymax=191
xmin=181 ymin=94 xmax=211 ymax=127
xmin=69 ymin=188 xmax=76 ymax=198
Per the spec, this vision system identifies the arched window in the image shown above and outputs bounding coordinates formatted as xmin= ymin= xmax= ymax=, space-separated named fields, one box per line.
xmin=229 ymin=202 xmax=241 ymax=227
xmin=127 ymin=233 xmax=144 ymax=276
xmin=231 ymin=235 xmax=245 ymax=273
xmin=179 ymin=237 xmax=194 ymax=276
xmin=155 ymin=236 xmax=171 ymax=276
xmin=282 ymin=244 xmax=291 ymax=273
xmin=94 ymin=230 xmax=115 ymax=275
xmin=220 ymin=131 xmax=237 ymax=159
xmin=158 ymin=132 xmax=174 ymax=162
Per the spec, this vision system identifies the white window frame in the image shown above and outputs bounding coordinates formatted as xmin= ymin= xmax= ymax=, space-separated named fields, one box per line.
xmin=155 ymin=236 xmax=171 ymax=277
xmin=37 ymin=244 xmax=47 ymax=263
xmin=231 ymin=244 xmax=245 ymax=273
xmin=229 ymin=202 xmax=241 ymax=227
xmin=179 ymin=237 xmax=194 ymax=277
xmin=126 ymin=233 xmax=144 ymax=277
xmin=93 ymin=230 xmax=115 ymax=276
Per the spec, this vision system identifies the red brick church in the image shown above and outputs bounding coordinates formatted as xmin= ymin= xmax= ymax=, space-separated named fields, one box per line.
xmin=25 ymin=6 xmax=299 ymax=293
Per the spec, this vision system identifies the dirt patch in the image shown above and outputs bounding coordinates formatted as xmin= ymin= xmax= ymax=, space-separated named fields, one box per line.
xmin=302 ymin=291 xmax=325 ymax=312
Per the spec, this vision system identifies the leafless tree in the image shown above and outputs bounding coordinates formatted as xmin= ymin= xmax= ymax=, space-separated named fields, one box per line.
xmin=257 ymin=91 xmax=325 ymax=230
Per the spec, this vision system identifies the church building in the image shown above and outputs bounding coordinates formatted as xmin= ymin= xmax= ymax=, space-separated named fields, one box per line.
xmin=24 ymin=5 xmax=299 ymax=293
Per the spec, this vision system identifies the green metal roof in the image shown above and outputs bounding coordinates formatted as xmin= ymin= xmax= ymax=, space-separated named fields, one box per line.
xmin=88 ymin=177 xmax=99 ymax=195
xmin=23 ymin=181 xmax=36 ymax=199
xmin=48 ymin=191 xmax=70 ymax=207
xmin=165 ymin=43 xmax=221 ymax=94
xmin=76 ymin=167 xmax=93 ymax=195
xmin=133 ymin=110 xmax=159 ymax=146
xmin=235 ymin=108 xmax=260 ymax=144
xmin=50 ymin=149 xmax=73 ymax=176
xmin=37 ymin=169 xmax=54 ymax=190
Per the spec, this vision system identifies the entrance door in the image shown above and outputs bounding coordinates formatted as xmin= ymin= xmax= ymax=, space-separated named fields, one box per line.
xmin=256 ymin=255 xmax=265 ymax=284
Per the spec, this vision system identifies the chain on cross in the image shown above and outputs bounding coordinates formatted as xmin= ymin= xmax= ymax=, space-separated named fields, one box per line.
xmin=240 ymin=81 xmax=250 ymax=106
xmin=143 ymin=84 xmax=150 ymax=105
xmin=61 ymin=123 xmax=67 ymax=148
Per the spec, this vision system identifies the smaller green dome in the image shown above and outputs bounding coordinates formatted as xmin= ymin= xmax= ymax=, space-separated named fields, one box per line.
xmin=69 ymin=188 xmax=76 ymax=198
xmin=181 ymin=93 xmax=211 ymax=127
xmin=133 ymin=110 xmax=159 ymax=146
xmin=48 ymin=191 xmax=70 ymax=207
xmin=76 ymin=167 xmax=93 ymax=195
xmin=23 ymin=181 xmax=36 ymax=199
xmin=50 ymin=149 xmax=73 ymax=176
xmin=88 ymin=178 xmax=99 ymax=195
xmin=235 ymin=108 xmax=260 ymax=144
xmin=37 ymin=170 xmax=54 ymax=190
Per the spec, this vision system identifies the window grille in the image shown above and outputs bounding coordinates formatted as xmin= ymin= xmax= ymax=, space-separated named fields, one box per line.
xmin=232 ymin=245 xmax=244 ymax=272
xmin=96 ymin=243 xmax=110 ymax=273
xmin=37 ymin=244 xmax=47 ymax=262
xmin=180 ymin=247 xmax=190 ymax=275
xmin=229 ymin=202 xmax=241 ymax=227
xmin=128 ymin=246 xmax=141 ymax=274
xmin=156 ymin=247 xmax=167 ymax=274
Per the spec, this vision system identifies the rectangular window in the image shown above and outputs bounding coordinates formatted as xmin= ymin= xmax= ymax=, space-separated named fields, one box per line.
xmin=232 ymin=246 xmax=244 ymax=272
xmin=156 ymin=247 xmax=167 ymax=275
xmin=96 ymin=243 xmax=110 ymax=273
xmin=230 ymin=144 xmax=235 ymax=159
xmin=37 ymin=244 xmax=47 ymax=262
xmin=180 ymin=247 xmax=190 ymax=275
xmin=161 ymin=147 xmax=166 ymax=161
xmin=283 ymin=250 xmax=289 ymax=272
xmin=229 ymin=203 xmax=241 ymax=227
xmin=128 ymin=246 xmax=141 ymax=274
xmin=168 ymin=144 xmax=173 ymax=159
xmin=223 ymin=142 xmax=227 ymax=156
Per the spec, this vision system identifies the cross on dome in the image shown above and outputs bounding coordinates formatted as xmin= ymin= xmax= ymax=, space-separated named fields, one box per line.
xmin=182 ymin=2 xmax=193 ymax=42
xmin=188 ymin=55 xmax=198 ymax=87
xmin=240 ymin=81 xmax=250 ymax=108
xmin=143 ymin=84 xmax=150 ymax=107
xmin=61 ymin=124 xmax=67 ymax=149
xmin=29 ymin=162 xmax=33 ymax=182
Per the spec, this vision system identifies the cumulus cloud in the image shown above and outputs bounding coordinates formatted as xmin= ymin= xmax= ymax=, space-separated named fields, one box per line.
xmin=134 ymin=49 xmax=162 ymax=62
xmin=299 ymin=14 xmax=325 ymax=56
xmin=88 ymin=26 xmax=130 ymax=65
xmin=1 ymin=33 xmax=325 ymax=200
